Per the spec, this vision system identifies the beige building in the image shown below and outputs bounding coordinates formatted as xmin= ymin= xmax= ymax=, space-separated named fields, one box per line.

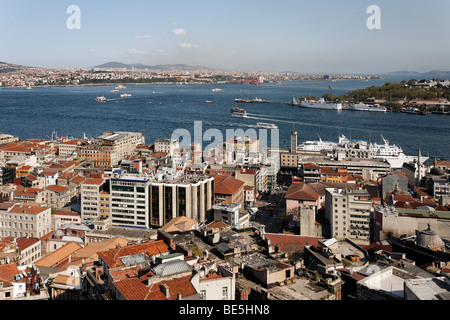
xmin=44 ymin=185 xmax=77 ymax=209
xmin=0 ymin=202 xmax=52 ymax=239
xmin=16 ymin=237 xmax=41 ymax=266
xmin=80 ymin=178 xmax=106 ymax=222
xmin=325 ymin=188 xmax=372 ymax=245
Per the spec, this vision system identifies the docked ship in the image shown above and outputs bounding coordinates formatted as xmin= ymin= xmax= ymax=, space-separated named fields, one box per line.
xmin=299 ymin=98 xmax=342 ymax=110
xmin=230 ymin=105 xmax=247 ymax=118
xmin=256 ymin=122 xmax=278 ymax=129
xmin=94 ymin=96 xmax=107 ymax=102
xmin=349 ymin=103 xmax=387 ymax=112
xmin=368 ymin=135 xmax=428 ymax=168
xmin=298 ymin=135 xmax=339 ymax=152
xmin=403 ymin=107 xmax=426 ymax=115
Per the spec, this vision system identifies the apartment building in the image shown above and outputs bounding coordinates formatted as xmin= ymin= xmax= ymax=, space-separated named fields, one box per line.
xmin=80 ymin=178 xmax=106 ymax=222
xmin=0 ymin=201 xmax=52 ymax=239
xmin=325 ymin=188 xmax=372 ymax=245
xmin=81 ymin=132 xmax=145 ymax=167
xmin=154 ymin=139 xmax=179 ymax=157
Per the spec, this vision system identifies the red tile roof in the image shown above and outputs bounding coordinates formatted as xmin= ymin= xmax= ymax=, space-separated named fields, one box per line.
xmin=82 ymin=178 xmax=104 ymax=185
xmin=9 ymin=203 xmax=49 ymax=215
xmin=15 ymin=237 xmax=39 ymax=251
xmin=46 ymin=185 xmax=69 ymax=193
xmin=264 ymin=233 xmax=322 ymax=253
xmin=212 ymin=175 xmax=245 ymax=195
xmin=114 ymin=275 xmax=198 ymax=300
xmin=0 ymin=263 xmax=19 ymax=286
xmin=98 ymin=240 xmax=169 ymax=269
xmin=285 ymin=182 xmax=319 ymax=201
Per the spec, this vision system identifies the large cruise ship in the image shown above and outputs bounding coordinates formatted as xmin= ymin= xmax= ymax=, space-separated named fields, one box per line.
xmin=349 ymin=103 xmax=387 ymax=112
xmin=299 ymin=98 xmax=342 ymax=110
xmin=368 ymin=135 xmax=428 ymax=168
xmin=298 ymin=135 xmax=338 ymax=152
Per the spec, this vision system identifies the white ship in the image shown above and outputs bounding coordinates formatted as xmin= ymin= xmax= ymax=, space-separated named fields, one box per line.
xmin=212 ymin=88 xmax=222 ymax=92
xmin=110 ymin=89 xmax=119 ymax=93
xmin=94 ymin=96 xmax=107 ymax=102
xmin=369 ymin=135 xmax=428 ymax=168
xmin=120 ymin=93 xmax=132 ymax=97
xmin=299 ymin=98 xmax=342 ymax=110
xmin=349 ymin=103 xmax=387 ymax=112
xmin=115 ymin=85 xmax=126 ymax=90
xmin=256 ymin=122 xmax=278 ymax=129
xmin=298 ymin=135 xmax=339 ymax=152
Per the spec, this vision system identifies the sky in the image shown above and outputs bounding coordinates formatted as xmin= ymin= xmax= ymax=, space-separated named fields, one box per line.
xmin=0 ymin=0 xmax=449 ymax=74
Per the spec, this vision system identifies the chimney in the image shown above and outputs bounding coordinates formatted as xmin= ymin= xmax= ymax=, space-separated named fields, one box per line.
xmin=160 ymin=283 xmax=170 ymax=299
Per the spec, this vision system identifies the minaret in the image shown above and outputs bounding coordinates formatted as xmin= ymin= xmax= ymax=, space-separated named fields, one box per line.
xmin=291 ymin=125 xmax=298 ymax=154
xmin=417 ymin=148 xmax=422 ymax=186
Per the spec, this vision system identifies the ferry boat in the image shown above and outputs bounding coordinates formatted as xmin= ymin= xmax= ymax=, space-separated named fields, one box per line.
xmin=299 ymin=98 xmax=342 ymax=110
xmin=403 ymin=107 xmax=426 ymax=115
xmin=230 ymin=106 xmax=247 ymax=118
xmin=256 ymin=122 xmax=278 ymax=129
xmin=115 ymin=85 xmax=126 ymax=90
xmin=349 ymin=103 xmax=387 ymax=112
xmin=94 ymin=96 xmax=107 ymax=102
xmin=120 ymin=93 xmax=132 ymax=98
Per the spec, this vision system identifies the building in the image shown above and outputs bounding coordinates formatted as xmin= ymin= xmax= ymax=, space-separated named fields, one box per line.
xmin=154 ymin=139 xmax=179 ymax=157
xmin=44 ymin=184 xmax=77 ymax=210
xmin=16 ymin=237 xmax=41 ymax=266
xmin=81 ymin=132 xmax=145 ymax=168
xmin=212 ymin=202 xmax=249 ymax=229
xmin=404 ymin=274 xmax=450 ymax=300
xmin=110 ymin=169 xmax=214 ymax=228
xmin=0 ymin=202 xmax=52 ymax=239
xmin=325 ymin=188 xmax=372 ymax=245
xmin=80 ymin=178 xmax=107 ymax=223
xmin=381 ymin=173 xmax=409 ymax=200
xmin=300 ymin=163 xmax=321 ymax=183
xmin=212 ymin=174 xmax=245 ymax=208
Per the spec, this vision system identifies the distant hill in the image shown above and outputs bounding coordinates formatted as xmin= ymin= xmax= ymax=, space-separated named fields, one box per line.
xmin=381 ymin=70 xmax=450 ymax=79
xmin=92 ymin=61 xmax=215 ymax=71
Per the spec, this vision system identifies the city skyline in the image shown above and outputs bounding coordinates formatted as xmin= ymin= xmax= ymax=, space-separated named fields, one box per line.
xmin=1 ymin=0 xmax=450 ymax=74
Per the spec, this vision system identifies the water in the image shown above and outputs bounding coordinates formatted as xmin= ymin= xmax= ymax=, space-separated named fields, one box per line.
xmin=0 ymin=76 xmax=449 ymax=161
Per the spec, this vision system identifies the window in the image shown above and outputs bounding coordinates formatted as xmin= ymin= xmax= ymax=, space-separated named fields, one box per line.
xmin=222 ymin=287 xmax=228 ymax=298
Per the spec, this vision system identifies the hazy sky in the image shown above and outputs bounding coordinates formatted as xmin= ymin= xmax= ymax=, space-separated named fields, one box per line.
xmin=1 ymin=0 xmax=449 ymax=74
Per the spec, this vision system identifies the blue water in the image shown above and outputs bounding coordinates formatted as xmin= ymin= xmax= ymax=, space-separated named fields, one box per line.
xmin=0 ymin=76 xmax=449 ymax=160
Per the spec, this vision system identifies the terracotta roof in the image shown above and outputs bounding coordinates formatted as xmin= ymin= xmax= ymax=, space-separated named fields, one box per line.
xmin=285 ymin=182 xmax=319 ymax=201
xmin=0 ymin=263 xmax=19 ymax=286
xmin=0 ymin=201 xmax=19 ymax=210
xmin=98 ymin=240 xmax=169 ymax=269
xmin=34 ymin=242 xmax=82 ymax=268
xmin=207 ymin=220 xmax=229 ymax=230
xmin=46 ymin=185 xmax=69 ymax=193
xmin=303 ymin=163 xmax=320 ymax=169
xmin=15 ymin=237 xmax=39 ymax=251
xmin=70 ymin=176 xmax=85 ymax=184
xmin=114 ymin=275 xmax=197 ymax=300
xmin=9 ymin=203 xmax=49 ymax=215
xmin=161 ymin=216 xmax=197 ymax=233
xmin=110 ymin=266 xmax=140 ymax=281
xmin=264 ymin=233 xmax=322 ymax=253
xmin=212 ymin=175 xmax=245 ymax=195
xmin=82 ymin=178 xmax=104 ymax=185
xmin=151 ymin=152 xmax=169 ymax=158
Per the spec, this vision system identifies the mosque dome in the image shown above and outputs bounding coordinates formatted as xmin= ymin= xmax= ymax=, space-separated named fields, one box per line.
xmin=430 ymin=167 xmax=445 ymax=176
xmin=416 ymin=224 xmax=444 ymax=251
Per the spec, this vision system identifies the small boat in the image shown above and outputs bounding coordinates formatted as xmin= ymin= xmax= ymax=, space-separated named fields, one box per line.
xmin=120 ymin=93 xmax=132 ymax=98
xmin=205 ymin=100 xmax=212 ymax=103
xmin=230 ymin=105 xmax=247 ymax=118
xmin=25 ymin=85 xmax=32 ymax=90
xmin=403 ymin=107 xmax=426 ymax=115
xmin=94 ymin=96 xmax=107 ymax=102
xmin=115 ymin=85 xmax=126 ymax=90
xmin=256 ymin=122 xmax=278 ymax=129
xmin=110 ymin=89 xmax=119 ymax=92
xmin=212 ymin=88 xmax=222 ymax=92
